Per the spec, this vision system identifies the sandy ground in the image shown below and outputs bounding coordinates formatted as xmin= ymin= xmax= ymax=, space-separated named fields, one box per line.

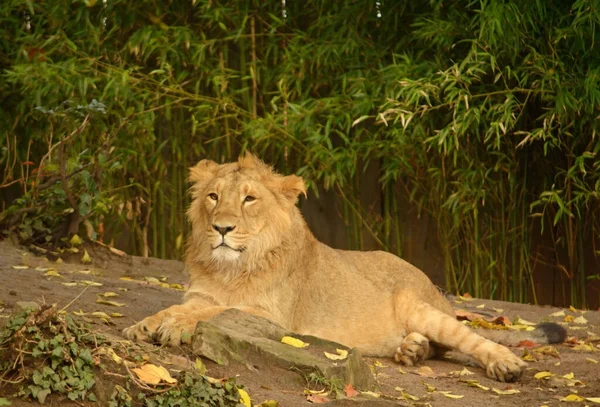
xmin=1 ymin=239 xmax=599 ymax=406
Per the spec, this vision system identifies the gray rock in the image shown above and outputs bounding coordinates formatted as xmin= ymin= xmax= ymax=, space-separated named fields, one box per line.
xmin=192 ymin=309 xmax=375 ymax=390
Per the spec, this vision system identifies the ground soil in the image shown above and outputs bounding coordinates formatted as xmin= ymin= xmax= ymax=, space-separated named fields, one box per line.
xmin=0 ymin=239 xmax=599 ymax=406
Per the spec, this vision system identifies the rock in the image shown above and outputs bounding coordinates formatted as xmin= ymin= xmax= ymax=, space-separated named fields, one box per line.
xmin=192 ymin=309 xmax=375 ymax=390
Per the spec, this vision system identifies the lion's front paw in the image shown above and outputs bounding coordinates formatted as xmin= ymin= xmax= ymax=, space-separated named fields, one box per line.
xmin=123 ymin=314 xmax=163 ymax=343
xmin=394 ymin=332 xmax=431 ymax=366
xmin=155 ymin=314 xmax=198 ymax=346
xmin=485 ymin=351 xmax=527 ymax=382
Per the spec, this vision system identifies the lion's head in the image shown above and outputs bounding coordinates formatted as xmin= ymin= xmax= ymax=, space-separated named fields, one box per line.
xmin=185 ymin=153 xmax=306 ymax=276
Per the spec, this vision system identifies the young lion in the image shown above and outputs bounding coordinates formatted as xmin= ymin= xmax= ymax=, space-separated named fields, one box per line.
xmin=123 ymin=154 xmax=564 ymax=382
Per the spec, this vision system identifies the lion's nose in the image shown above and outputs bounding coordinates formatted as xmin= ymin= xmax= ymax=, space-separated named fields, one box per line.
xmin=213 ymin=224 xmax=235 ymax=236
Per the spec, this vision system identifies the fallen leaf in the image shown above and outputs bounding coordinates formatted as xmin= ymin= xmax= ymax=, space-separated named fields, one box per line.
xmin=360 ymin=391 xmax=380 ymax=398
xmin=450 ymin=367 xmax=475 ymax=377
xmin=564 ymin=315 xmax=575 ymax=323
xmin=257 ymin=400 xmax=279 ymax=407
xmin=91 ymin=311 xmax=112 ymax=321
xmin=569 ymin=305 xmax=578 ymax=313
xmin=561 ymin=372 xmax=575 ymax=380
xmin=561 ymin=394 xmax=584 ymax=402
xmin=414 ymin=366 xmax=437 ymax=378
xmin=145 ymin=276 xmax=161 ymax=284
xmin=35 ymin=267 xmax=50 ymax=271
xmin=439 ymin=391 xmax=464 ymax=399
xmin=238 ymin=389 xmax=251 ymax=407
xmin=61 ymin=282 xmax=78 ymax=287
xmin=344 ymin=384 xmax=359 ymax=398
xmin=372 ymin=360 xmax=387 ymax=368
xmin=195 ymin=358 xmax=207 ymax=375
xmin=492 ymin=307 xmax=504 ymax=313
xmin=70 ymin=234 xmax=83 ymax=245
xmin=55 ymin=258 xmax=63 ymax=263
xmin=476 ymin=304 xmax=485 ymax=309
xmin=423 ymin=382 xmax=436 ymax=392
xmin=586 ymin=358 xmax=598 ymax=364
xmin=514 ymin=316 xmax=536 ymax=326
xmin=324 ymin=349 xmax=348 ymax=360
xmin=80 ymin=280 xmax=103 ymax=287
xmin=11 ymin=265 xmax=29 ymax=269
xmin=573 ymin=316 xmax=588 ymax=324
xmin=586 ymin=398 xmax=600 ymax=404
xmin=306 ymin=394 xmax=330 ymax=403
xmin=550 ymin=310 xmax=565 ymax=317
xmin=534 ymin=371 xmax=554 ymax=380
xmin=170 ymin=283 xmax=184 ymax=290
xmin=132 ymin=364 xmax=177 ymax=385
xmin=44 ymin=269 xmax=62 ymax=278
xmin=104 ymin=347 xmax=123 ymax=364
xmin=281 ymin=336 xmax=309 ymax=348
xmin=534 ymin=346 xmax=560 ymax=358
xmin=96 ymin=299 xmax=125 ymax=307
xmin=572 ymin=343 xmax=595 ymax=352
xmin=99 ymin=292 xmax=118 ymax=297
xmin=517 ymin=340 xmax=539 ymax=348
xmin=455 ymin=310 xmax=486 ymax=321
xmin=81 ymin=249 xmax=92 ymax=264
xmin=119 ymin=277 xmax=133 ymax=281
xmin=76 ymin=269 xmax=92 ymax=275
xmin=397 ymin=367 xmax=406 ymax=374
xmin=460 ymin=379 xmax=489 ymax=391
xmin=492 ymin=388 xmax=520 ymax=395
xmin=109 ymin=247 xmax=126 ymax=256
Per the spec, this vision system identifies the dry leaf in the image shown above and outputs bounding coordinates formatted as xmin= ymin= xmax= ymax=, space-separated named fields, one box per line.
xmin=35 ymin=267 xmax=49 ymax=271
xmin=573 ymin=316 xmax=588 ymax=324
xmin=80 ymin=280 xmax=103 ymax=287
xmin=439 ymin=391 xmax=464 ymax=399
xmin=534 ymin=345 xmax=560 ymax=358
xmin=11 ymin=265 xmax=29 ymax=269
xmin=586 ymin=358 xmax=598 ymax=364
xmin=61 ymin=282 xmax=78 ymax=287
xmin=306 ymin=394 xmax=330 ymax=404
xmin=44 ymin=270 xmax=62 ymax=278
xmin=586 ymin=398 xmax=600 ymax=404
xmin=324 ymin=349 xmax=348 ymax=360
xmin=70 ymin=234 xmax=83 ymax=245
xmin=372 ymin=360 xmax=387 ymax=368
xmin=96 ymin=299 xmax=125 ymax=307
xmin=238 ymin=389 xmax=251 ymax=407
xmin=81 ymin=249 xmax=92 ymax=264
xmin=492 ymin=307 xmax=504 ymax=313
xmin=100 ymin=292 xmax=118 ymax=297
xmin=145 ymin=276 xmax=161 ymax=284
xmin=76 ymin=269 xmax=92 ymax=275
xmin=460 ymin=379 xmax=489 ymax=391
xmin=561 ymin=372 xmax=575 ymax=380
xmin=360 ymin=391 xmax=380 ymax=398
xmin=550 ymin=310 xmax=565 ymax=317
xmin=194 ymin=358 xmax=206 ymax=375
xmin=476 ymin=304 xmax=485 ymax=309
xmin=132 ymin=364 xmax=177 ymax=385
xmin=119 ymin=277 xmax=133 ymax=281
xmin=415 ymin=366 xmax=437 ymax=378
xmin=561 ymin=394 xmax=584 ymax=402
xmin=281 ymin=336 xmax=309 ymax=348
xmin=170 ymin=283 xmax=184 ymax=290
xmin=534 ymin=371 xmax=554 ymax=380
xmin=110 ymin=312 xmax=124 ymax=318
xmin=397 ymin=367 xmax=406 ymax=374
xmin=569 ymin=305 xmax=578 ymax=313
xmin=514 ymin=316 xmax=536 ymax=326
xmin=423 ymin=382 xmax=436 ymax=392
xmin=344 ymin=384 xmax=359 ymax=398
xmin=492 ymin=387 xmax=520 ymax=395
xmin=564 ymin=315 xmax=575 ymax=323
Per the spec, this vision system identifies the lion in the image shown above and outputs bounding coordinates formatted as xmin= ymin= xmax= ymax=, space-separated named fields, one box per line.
xmin=123 ymin=153 xmax=565 ymax=382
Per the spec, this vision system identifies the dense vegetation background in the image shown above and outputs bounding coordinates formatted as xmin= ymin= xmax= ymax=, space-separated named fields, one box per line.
xmin=1 ymin=0 xmax=599 ymax=307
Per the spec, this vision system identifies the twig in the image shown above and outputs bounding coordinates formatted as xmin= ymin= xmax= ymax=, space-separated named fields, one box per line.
xmin=60 ymin=285 xmax=91 ymax=313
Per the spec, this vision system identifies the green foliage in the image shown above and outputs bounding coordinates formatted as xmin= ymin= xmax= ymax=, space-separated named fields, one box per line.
xmin=1 ymin=0 xmax=599 ymax=306
xmin=0 ymin=305 xmax=99 ymax=404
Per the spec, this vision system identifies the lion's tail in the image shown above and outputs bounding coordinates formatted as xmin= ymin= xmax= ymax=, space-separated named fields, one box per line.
xmin=475 ymin=322 xmax=567 ymax=346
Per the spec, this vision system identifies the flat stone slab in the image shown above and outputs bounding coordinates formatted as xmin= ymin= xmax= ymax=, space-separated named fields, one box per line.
xmin=192 ymin=309 xmax=375 ymax=390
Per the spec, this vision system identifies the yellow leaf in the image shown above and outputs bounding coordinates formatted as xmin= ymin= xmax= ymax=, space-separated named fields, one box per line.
xmin=564 ymin=315 xmax=575 ymax=323
xmin=281 ymin=336 xmax=309 ymax=348
xmin=534 ymin=346 xmax=559 ymax=357
xmin=80 ymin=280 xmax=103 ymax=287
xmin=423 ymin=382 xmax=436 ymax=392
xmin=81 ymin=249 xmax=92 ymax=264
xmin=100 ymin=292 xmax=118 ymax=297
xmin=61 ymin=282 xmax=78 ymax=287
xmin=586 ymin=398 xmax=600 ymax=404
xmin=119 ymin=277 xmax=133 ymax=281
xmin=492 ymin=388 xmax=520 ymax=395
xmin=439 ymin=391 xmax=464 ymax=399
xmin=69 ymin=234 xmax=83 ymax=245
xmin=170 ymin=284 xmax=184 ymax=290
xmin=360 ymin=391 xmax=380 ymax=398
xmin=460 ymin=379 xmax=489 ymax=391
xmin=324 ymin=349 xmax=348 ymax=360
xmin=91 ymin=311 xmax=111 ymax=320
xmin=514 ymin=316 xmax=536 ymax=326
xmin=415 ymin=366 xmax=437 ymax=378
xmin=96 ymin=299 xmax=125 ymax=307
xmin=238 ymin=388 xmax=251 ymax=407
xmin=560 ymin=394 xmax=584 ymax=402
xmin=110 ymin=312 xmax=124 ymax=318
xmin=44 ymin=270 xmax=62 ymax=278
xmin=569 ymin=305 xmax=578 ymax=313
xmin=373 ymin=360 xmax=387 ymax=368
xmin=457 ymin=295 xmax=474 ymax=301
xmin=573 ymin=344 xmax=595 ymax=352
xmin=586 ymin=358 xmax=598 ymax=364
xmin=145 ymin=276 xmax=161 ymax=284
xmin=561 ymin=372 xmax=575 ymax=380
xmin=76 ymin=269 xmax=92 ymax=275
xmin=550 ymin=310 xmax=565 ymax=317
xmin=397 ymin=367 xmax=406 ymax=374
xmin=194 ymin=358 xmax=206 ymax=374
xmin=534 ymin=371 xmax=554 ymax=380
xmin=175 ymin=234 xmax=183 ymax=250
xmin=107 ymin=348 xmax=123 ymax=364
xmin=476 ymin=304 xmax=485 ymax=309
xmin=257 ymin=400 xmax=279 ymax=407
xmin=573 ymin=316 xmax=588 ymax=324
xmin=12 ymin=265 xmax=29 ymax=269
xmin=55 ymin=258 xmax=64 ymax=263
xmin=132 ymin=364 xmax=177 ymax=385
xmin=492 ymin=307 xmax=504 ymax=313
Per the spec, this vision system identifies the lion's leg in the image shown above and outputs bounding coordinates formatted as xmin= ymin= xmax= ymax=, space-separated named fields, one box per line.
xmin=123 ymin=303 xmax=274 ymax=346
xmin=394 ymin=332 xmax=435 ymax=366
xmin=394 ymin=293 xmax=526 ymax=382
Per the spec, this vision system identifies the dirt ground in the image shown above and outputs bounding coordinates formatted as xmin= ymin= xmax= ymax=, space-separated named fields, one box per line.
xmin=1 ymin=239 xmax=599 ymax=406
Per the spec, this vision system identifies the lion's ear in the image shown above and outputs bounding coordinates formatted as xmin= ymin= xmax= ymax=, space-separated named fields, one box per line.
xmin=278 ymin=174 xmax=307 ymax=204
xmin=189 ymin=159 xmax=219 ymax=184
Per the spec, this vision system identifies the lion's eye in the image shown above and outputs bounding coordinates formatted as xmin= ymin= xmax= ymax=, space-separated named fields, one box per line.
xmin=208 ymin=193 xmax=219 ymax=201
xmin=244 ymin=195 xmax=256 ymax=203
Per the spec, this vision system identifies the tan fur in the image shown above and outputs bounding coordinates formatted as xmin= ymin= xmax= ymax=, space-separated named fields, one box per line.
xmin=123 ymin=154 xmax=529 ymax=382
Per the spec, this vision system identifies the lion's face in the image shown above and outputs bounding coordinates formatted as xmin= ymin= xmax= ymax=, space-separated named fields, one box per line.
xmin=186 ymin=154 xmax=305 ymax=269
